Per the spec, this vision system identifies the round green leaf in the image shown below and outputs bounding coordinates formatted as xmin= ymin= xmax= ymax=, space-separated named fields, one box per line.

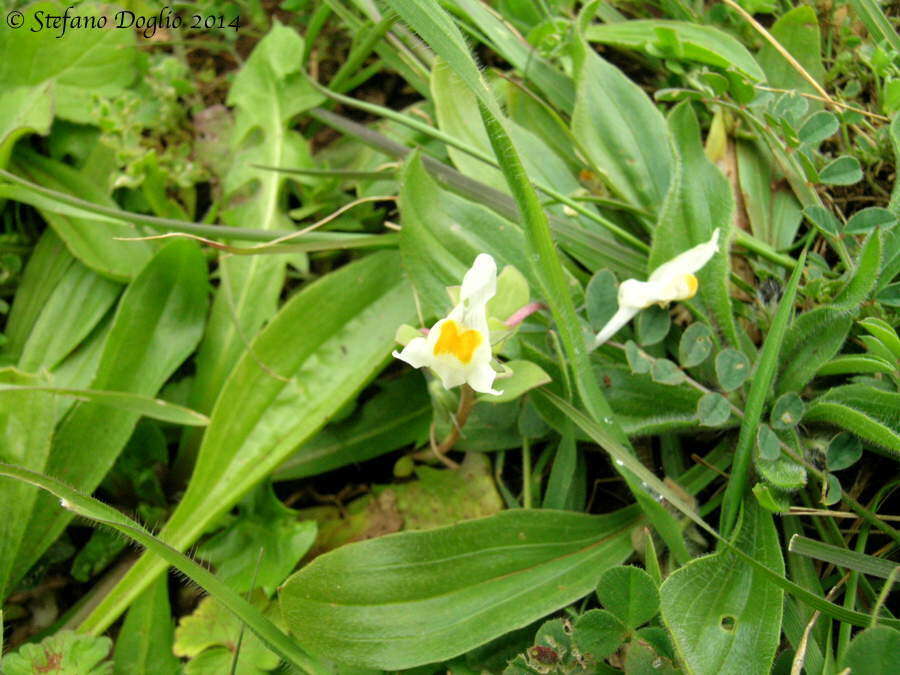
xmin=841 ymin=626 xmax=900 ymax=673
xmin=697 ymin=392 xmax=731 ymax=427
xmin=824 ymin=474 xmax=842 ymax=506
xmin=826 ymin=432 xmax=862 ymax=471
xmin=572 ymin=609 xmax=627 ymax=661
xmin=771 ymin=392 xmax=805 ymax=430
xmin=651 ymin=359 xmax=685 ymax=386
xmin=819 ymin=155 xmax=862 ymax=185
xmin=798 ymin=111 xmax=839 ymax=146
xmin=715 ymin=348 xmax=751 ymax=391
xmin=845 ymin=207 xmax=896 ymax=234
xmin=636 ymin=305 xmax=670 ymax=346
xmin=595 ymin=565 xmax=660 ymax=629
xmin=678 ymin=323 xmax=713 ymax=368
xmin=586 ymin=269 xmax=619 ymax=331
xmin=757 ymin=424 xmax=781 ymax=461
xmin=804 ymin=205 xmax=841 ymax=235
xmin=625 ymin=340 xmax=653 ymax=375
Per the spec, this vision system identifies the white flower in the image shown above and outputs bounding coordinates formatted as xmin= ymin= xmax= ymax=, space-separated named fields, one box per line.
xmin=394 ymin=254 xmax=502 ymax=395
xmin=594 ymin=229 xmax=721 ymax=348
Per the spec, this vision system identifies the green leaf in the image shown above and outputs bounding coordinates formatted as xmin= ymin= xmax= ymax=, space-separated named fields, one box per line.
xmin=804 ymin=205 xmax=841 ymax=235
xmin=624 ymin=634 xmax=680 ymax=674
xmin=845 ymin=207 xmax=897 ymax=233
xmin=859 ymin=317 xmax=900 ymax=360
xmin=0 ymin=370 xmax=55 ymax=599
xmin=846 ymin=0 xmax=900 ymax=51
xmin=571 ymin=38 xmax=672 ymax=214
xmin=10 ymin=151 xmax=157 ymax=281
xmin=679 ymin=323 xmax=714 ymax=368
xmin=595 ymin=566 xmax=660 ymax=630
xmin=840 ymin=626 xmax=900 ymax=672
xmin=482 ymin=361 xmax=552 ymax=403
xmin=0 ymin=385 xmax=209 ymax=427
xmin=788 ymin=535 xmax=899 ymax=579
xmin=756 ymin=6 xmax=826 ymax=108
xmin=798 ymin=111 xmax=839 ymax=146
xmin=279 ymin=508 xmax=639 ymax=668
xmin=757 ymin=455 xmax=808 ymax=491
xmin=174 ymin=595 xmax=280 ymax=672
xmin=625 ymin=340 xmax=652 ymax=375
xmin=817 ymin=354 xmax=896 ymax=376
xmin=771 ymin=392 xmax=805 ymax=430
xmin=819 ymin=156 xmax=863 ymax=185
xmin=398 ymin=152 xmax=539 ymax=317
xmin=804 ymin=385 xmax=900 ymax=457
xmin=585 ymin=20 xmax=764 ymax=81
xmin=636 ymin=305 xmax=671 ymax=346
xmin=1 ymin=631 xmax=112 ymax=675
xmin=826 ymin=432 xmax=863 ymax=471
xmin=0 ymin=1 xmax=137 ymax=124
xmin=274 ymin=372 xmax=430 ymax=481
xmin=651 ymin=358 xmax=685 ymax=386
xmin=197 ymin=485 xmax=317 ymax=595
xmin=113 ymin=579 xmax=179 ymax=675
xmin=603 ymin=364 xmax=702 ymax=436
xmin=0 ymin=84 xmax=52 ymax=169
xmin=660 ymin=500 xmax=784 ymax=675
xmin=586 ymin=269 xmax=619 ymax=332
xmin=182 ymin=22 xmax=322 ymax=468
xmin=651 ymin=102 xmax=738 ymax=347
xmin=777 ymin=307 xmax=853 ymax=395
xmin=0 ymin=464 xmax=319 ymax=671
xmin=715 ymin=348 xmax=751 ymax=391
xmin=835 ymin=229 xmax=883 ymax=307
xmin=9 ymin=240 xmax=208 ymax=592
xmin=80 ymin=251 xmax=416 ymax=635
xmin=697 ymin=391 xmax=732 ymax=427
xmin=572 ymin=610 xmax=627 ymax=661
xmin=757 ymin=424 xmax=782 ymax=461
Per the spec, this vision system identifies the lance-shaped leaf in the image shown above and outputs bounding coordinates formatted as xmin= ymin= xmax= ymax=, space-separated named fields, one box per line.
xmin=660 ymin=500 xmax=784 ymax=674
xmin=9 ymin=240 xmax=208 ymax=587
xmin=79 ymin=251 xmax=416 ymax=635
xmin=180 ymin=22 xmax=323 ymax=467
xmin=279 ymin=507 xmax=639 ymax=669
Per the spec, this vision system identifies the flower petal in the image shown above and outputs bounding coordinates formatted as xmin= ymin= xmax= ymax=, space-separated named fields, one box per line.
xmin=459 ymin=253 xmax=497 ymax=313
xmin=648 ymin=229 xmax=720 ymax=284
xmin=594 ymin=305 xmax=640 ymax=348
xmin=392 ymin=336 xmax=433 ymax=369
xmin=467 ymin=361 xmax=502 ymax=395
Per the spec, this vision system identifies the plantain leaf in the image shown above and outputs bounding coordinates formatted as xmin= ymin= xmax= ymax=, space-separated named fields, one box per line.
xmin=660 ymin=500 xmax=784 ymax=675
xmin=113 ymin=579 xmax=179 ymax=675
xmin=79 ymin=251 xmax=416 ymax=635
xmin=279 ymin=507 xmax=639 ymax=669
xmin=804 ymin=385 xmax=900 ymax=458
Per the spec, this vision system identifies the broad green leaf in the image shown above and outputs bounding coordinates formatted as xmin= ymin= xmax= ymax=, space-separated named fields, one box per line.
xmin=10 ymin=240 xmax=208 ymax=589
xmin=482 ymin=360 xmax=552 ymax=403
xmin=543 ymin=428 xmax=579 ymax=511
xmin=845 ymin=207 xmax=896 ymax=233
xmin=572 ymin=610 xmax=627 ymax=661
xmin=651 ymin=102 xmax=738 ymax=347
xmin=181 ymin=23 xmax=322 ymax=469
xmin=819 ymin=156 xmax=863 ymax=185
xmin=572 ymin=39 xmax=672 ymax=214
xmin=636 ymin=305 xmax=671 ymax=346
xmin=756 ymin=6 xmax=826 ymax=108
xmin=840 ymin=626 xmax=900 ymax=672
xmin=625 ymin=340 xmax=652 ymax=374
xmin=826 ymin=432 xmax=863 ymax=471
xmin=585 ymin=20 xmax=764 ymax=81
xmin=660 ymin=500 xmax=783 ymax=675
xmin=17 ymin=260 xmax=121 ymax=372
xmin=777 ymin=307 xmax=853 ymax=395
xmin=715 ymin=348 xmax=751 ymax=391
xmin=798 ymin=111 xmax=839 ymax=146
xmin=736 ymin=140 xmax=802 ymax=250
xmin=0 ymin=1 xmax=136 ymax=124
xmin=602 ymin=364 xmax=702 ymax=436
xmin=595 ymin=565 xmax=660 ymax=630
xmin=804 ymin=385 xmax=900 ymax=457
xmin=0 ymin=631 xmax=112 ymax=675
xmin=624 ymin=635 xmax=680 ymax=674
xmin=80 ymin=251 xmax=416 ymax=635
xmin=697 ymin=391 xmax=732 ymax=427
xmin=586 ymin=270 xmax=619 ymax=332
xmin=771 ymin=392 xmax=805 ymax=430
xmin=11 ymin=151 xmax=156 ymax=281
xmin=197 ymin=485 xmax=317 ymax=595
xmin=0 ymin=229 xmax=72 ymax=360
xmin=398 ymin=152 xmax=540 ymax=317
xmin=679 ymin=323 xmax=714 ymax=368
xmin=113 ymin=579 xmax=179 ymax=675
xmin=274 ymin=372 xmax=430 ymax=481
xmin=279 ymin=507 xmax=639 ymax=668
xmin=0 ymin=370 xmax=55 ymax=599
xmin=0 ymin=84 xmax=52 ymax=169
xmin=651 ymin=358 xmax=685 ymax=386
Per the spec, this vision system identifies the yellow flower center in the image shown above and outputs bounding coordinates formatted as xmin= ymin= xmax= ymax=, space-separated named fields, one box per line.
xmin=433 ymin=320 xmax=482 ymax=364
xmin=682 ymin=273 xmax=699 ymax=299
